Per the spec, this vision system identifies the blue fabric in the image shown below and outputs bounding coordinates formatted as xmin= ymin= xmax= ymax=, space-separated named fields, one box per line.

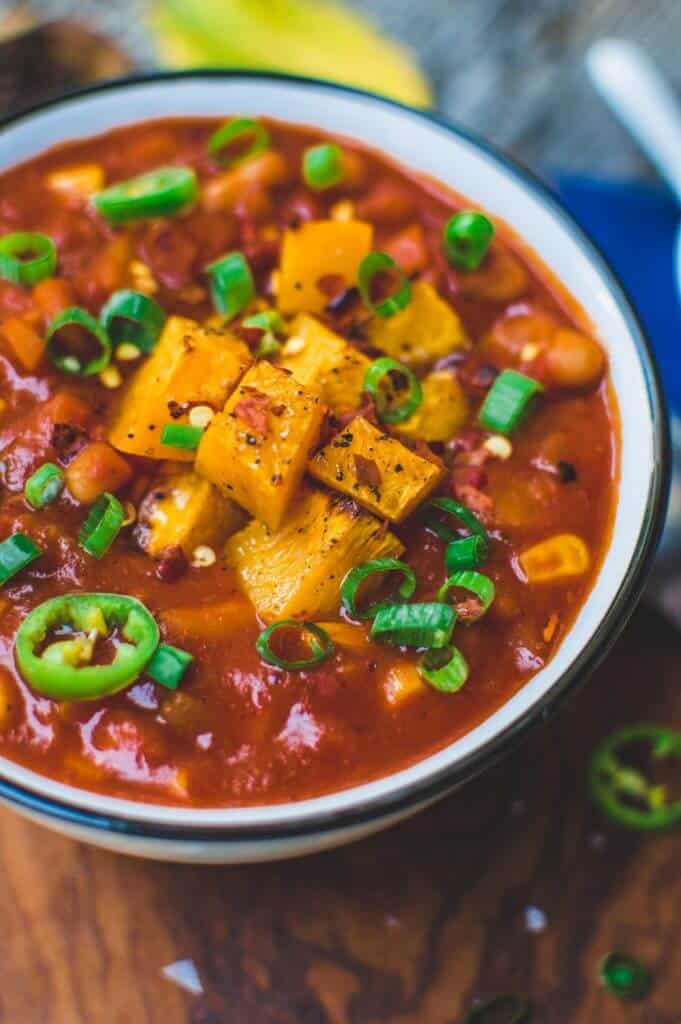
xmin=551 ymin=174 xmax=681 ymax=413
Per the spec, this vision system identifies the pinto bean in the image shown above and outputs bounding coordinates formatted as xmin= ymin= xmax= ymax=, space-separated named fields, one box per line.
xmin=65 ymin=442 xmax=132 ymax=504
xmin=356 ymin=180 xmax=415 ymax=224
xmin=544 ymin=328 xmax=605 ymax=390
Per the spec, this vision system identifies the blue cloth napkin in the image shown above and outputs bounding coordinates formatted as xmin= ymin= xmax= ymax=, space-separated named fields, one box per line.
xmin=551 ymin=175 xmax=681 ymax=413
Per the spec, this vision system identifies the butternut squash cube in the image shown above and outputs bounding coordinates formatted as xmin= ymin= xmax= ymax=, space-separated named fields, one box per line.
xmin=225 ymin=488 xmax=404 ymax=621
xmin=108 ymin=316 xmax=251 ymax=461
xmin=308 ymin=416 xmax=444 ymax=523
xmin=136 ymin=466 xmax=247 ymax=558
xmin=519 ymin=533 xmax=590 ymax=583
xmin=195 ymin=361 xmax=324 ymax=530
xmin=394 ymin=370 xmax=469 ymax=442
xmin=278 ymin=219 xmax=372 ymax=315
xmin=366 ymin=281 xmax=468 ymax=367
xmin=279 ymin=314 xmax=370 ymax=414
xmin=383 ymin=662 xmax=426 ymax=706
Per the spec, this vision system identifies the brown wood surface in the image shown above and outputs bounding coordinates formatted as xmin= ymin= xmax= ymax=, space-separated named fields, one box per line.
xmin=0 ymin=604 xmax=677 ymax=1024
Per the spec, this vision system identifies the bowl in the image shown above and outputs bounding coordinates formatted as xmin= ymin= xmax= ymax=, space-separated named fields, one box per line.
xmin=0 ymin=71 xmax=669 ymax=862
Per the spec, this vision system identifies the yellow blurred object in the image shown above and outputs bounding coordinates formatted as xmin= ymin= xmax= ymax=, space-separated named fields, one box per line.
xmin=149 ymin=0 xmax=431 ymax=108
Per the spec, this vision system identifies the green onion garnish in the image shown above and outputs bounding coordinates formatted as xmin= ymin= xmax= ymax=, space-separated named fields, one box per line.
xmin=147 ymin=643 xmax=194 ymax=690
xmin=243 ymin=310 xmax=284 ymax=358
xmin=46 ymin=307 xmax=112 ymax=376
xmin=100 ymin=289 xmax=166 ymax=354
xmin=370 ymin=602 xmax=455 ymax=649
xmin=437 ymin=570 xmax=495 ymax=622
xmin=256 ymin=620 xmax=334 ymax=671
xmin=0 ymin=533 xmax=42 ymax=585
xmin=24 ymin=462 xmax=65 ymax=510
xmin=341 ymin=558 xmax=416 ymax=621
xmin=445 ymin=534 xmax=488 ymax=573
xmin=206 ymin=251 xmax=255 ymax=319
xmin=302 ymin=143 xmax=344 ymax=191
xmin=418 ymin=644 xmax=469 ymax=693
xmin=78 ymin=492 xmax=125 ymax=559
xmin=599 ymin=953 xmax=650 ymax=1001
xmin=0 ymin=231 xmax=57 ymax=286
xmin=93 ymin=167 xmax=198 ymax=225
xmin=160 ymin=423 xmax=204 ymax=451
xmin=479 ymin=369 xmax=542 ymax=436
xmin=462 ymin=995 xmax=531 ymax=1024
xmin=443 ymin=211 xmax=495 ymax=271
xmin=421 ymin=497 xmax=488 ymax=545
xmin=363 ymin=357 xmax=422 ymax=425
xmin=208 ymin=118 xmax=270 ymax=166
xmin=358 ymin=251 xmax=412 ymax=318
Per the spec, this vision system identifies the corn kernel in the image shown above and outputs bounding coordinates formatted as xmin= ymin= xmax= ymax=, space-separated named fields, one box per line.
xmin=483 ymin=434 xmax=513 ymax=460
xmin=129 ymin=259 xmax=158 ymax=296
xmin=47 ymin=163 xmax=104 ymax=199
xmin=519 ymin=533 xmax=590 ymax=583
xmin=521 ymin=342 xmax=540 ymax=362
xmin=191 ymin=545 xmax=216 ymax=568
xmin=115 ymin=343 xmax=142 ymax=362
xmin=99 ymin=366 xmax=122 ymax=389
xmin=330 ymin=200 xmax=355 ymax=222
xmin=189 ymin=405 xmax=215 ymax=429
xmin=383 ymin=662 xmax=426 ymax=706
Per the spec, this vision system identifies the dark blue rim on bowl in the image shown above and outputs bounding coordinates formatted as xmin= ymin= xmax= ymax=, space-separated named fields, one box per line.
xmin=0 ymin=70 xmax=670 ymax=843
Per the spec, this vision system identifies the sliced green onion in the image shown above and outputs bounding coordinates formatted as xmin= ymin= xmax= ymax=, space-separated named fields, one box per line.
xmin=0 ymin=232 xmax=57 ymax=286
xmin=24 ymin=462 xmax=65 ymax=510
xmin=0 ymin=533 xmax=42 ymax=585
xmin=421 ymin=497 xmax=488 ymax=545
xmin=93 ymin=167 xmax=198 ymax=225
xmin=443 ymin=211 xmax=495 ymax=271
xmin=78 ymin=492 xmax=125 ymax=559
xmin=418 ymin=644 xmax=469 ymax=693
xmin=463 ymin=995 xmax=531 ymax=1024
xmin=147 ymin=643 xmax=193 ymax=690
xmin=46 ymin=307 xmax=112 ymax=376
xmin=479 ymin=369 xmax=542 ymax=436
xmin=599 ymin=953 xmax=650 ymax=1001
xmin=358 ymin=251 xmax=412 ymax=318
xmin=370 ymin=602 xmax=455 ymax=649
xmin=100 ymin=290 xmax=166 ymax=354
xmin=302 ymin=143 xmax=344 ymax=191
xmin=363 ymin=357 xmax=422 ymax=425
xmin=243 ymin=310 xmax=284 ymax=358
xmin=160 ymin=423 xmax=204 ymax=451
xmin=437 ymin=570 xmax=495 ymax=622
xmin=341 ymin=559 xmax=416 ymax=621
xmin=206 ymin=251 xmax=254 ymax=319
xmin=256 ymin=620 xmax=334 ymax=671
xmin=208 ymin=118 xmax=270 ymax=166
xmin=445 ymin=534 xmax=488 ymax=573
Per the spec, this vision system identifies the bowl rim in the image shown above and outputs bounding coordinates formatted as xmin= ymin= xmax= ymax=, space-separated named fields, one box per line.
xmin=0 ymin=68 xmax=670 ymax=842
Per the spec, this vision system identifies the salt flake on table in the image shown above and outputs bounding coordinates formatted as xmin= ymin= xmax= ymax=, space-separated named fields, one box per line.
xmin=524 ymin=905 xmax=548 ymax=933
xmin=161 ymin=958 xmax=204 ymax=995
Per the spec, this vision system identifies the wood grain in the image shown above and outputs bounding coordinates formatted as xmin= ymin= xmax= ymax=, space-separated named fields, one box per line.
xmin=0 ymin=604 xmax=677 ymax=1023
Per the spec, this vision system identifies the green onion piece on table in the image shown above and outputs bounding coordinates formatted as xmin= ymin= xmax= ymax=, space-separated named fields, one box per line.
xmin=370 ymin=602 xmax=455 ymax=649
xmin=146 ymin=643 xmax=194 ymax=690
xmin=24 ymin=462 xmax=65 ymax=510
xmin=256 ymin=620 xmax=334 ymax=671
xmin=341 ymin=558 xmax=416 ymax=621
xmin=363 ymin=356 xmax=422 ymax=425
xmin=160 ymin=423 xmax=204 ymax=451
xmin=462 ymin=995 xmax=531 ymax=1024
xmin=15 ymin=593 xmax=160 ymax=700
xmin=302 ymin=143 xmax=344 ymax=191
xmin=100 ymin=289 xmax=166 ymax=353
xmin=418 ymin=644 xmax=469 ymax=693
xmin=599 ymin=953 xmax=650 ymax=1001
xmin=93 ymin=167 xmax=198 ymax=225
xmin=206 ymin=251 xmax=255 ymax=319
xmin=443 ymin=211 xmax=495 ymax=271
xmin=421 ymin=496 xmax=488 ymax=545
xmin=0 ymin=533 xmax=42 ymax=585
xmin=47 ymin=307 xmax=112 ymax=376
xmin=243 ymin=310 xmax=284 ymax=358
xmin=589 ymin=724 xmax=681 ymax=830
xmin=437 ymin=570 xmax=496 ymax=622
xmin=0 ymin=231 xmax=57 ymax=286
xmin=358 ymin=251 xmax=412 ymax=318
xmin=479 ymin=369 xmax=542 ymax=436
xmin=208 ymin=118 xmax=270 ymax=166
xmin=78 ymin=492 xmax=125 ymax=559
xmin=445 ymin=533 xmax=488 ymax=573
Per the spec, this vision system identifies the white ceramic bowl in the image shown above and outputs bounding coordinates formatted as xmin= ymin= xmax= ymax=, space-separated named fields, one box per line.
xmin=0 ymin=72 xmax=668 ymax=862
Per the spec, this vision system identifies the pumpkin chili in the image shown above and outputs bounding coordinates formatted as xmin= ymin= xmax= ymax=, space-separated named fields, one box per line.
xmin=0 ymin=115 xmax=617 ymax=806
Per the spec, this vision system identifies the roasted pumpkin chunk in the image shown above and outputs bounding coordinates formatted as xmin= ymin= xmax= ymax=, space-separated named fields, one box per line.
xmin=225 ymin=488 xmax=404 ymax=621
xmin=308 ymin=416 xmax=444 ymax=523
xmin=135 ymin=466 xmax=247 ymax=558
xmin=278 ymin=219 xmax=372 ymax=315
xmin=195 ymin=361 xmax=324 ymax=530
xmin=279 ymin=314 xmax=370 ymax=414
xmin=366 ymin=281 xmax=468 ymax=367
xmin=108 ymin=316 xmax=251 ymax=460
xmin=394 ymin=370 xmax=469 ymax=442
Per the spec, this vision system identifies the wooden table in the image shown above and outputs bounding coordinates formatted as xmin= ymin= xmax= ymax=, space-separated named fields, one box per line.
xmin=0 ymin=604 xmax=678 ymax=1024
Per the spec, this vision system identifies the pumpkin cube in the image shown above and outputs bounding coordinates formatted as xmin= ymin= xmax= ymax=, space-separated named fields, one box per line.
xmin=195 ymin=361 xmax=324 ymax=530
xmin=308 ymin=416 xmax=444 ymax=523
xmin=279 ymin=314 xmax=370 ymax=414
xmin=278 ymin=219 xmax=372 ymax=315
xmin=366 ymin=281 xmax=468 ymax=367
xmin=108 ymin=316 xmax=251 ymax=461
xmin=225 ymin=487 xmax=404 ymax=621
xmin=394 ymin=370 xmax=469 ymax=442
